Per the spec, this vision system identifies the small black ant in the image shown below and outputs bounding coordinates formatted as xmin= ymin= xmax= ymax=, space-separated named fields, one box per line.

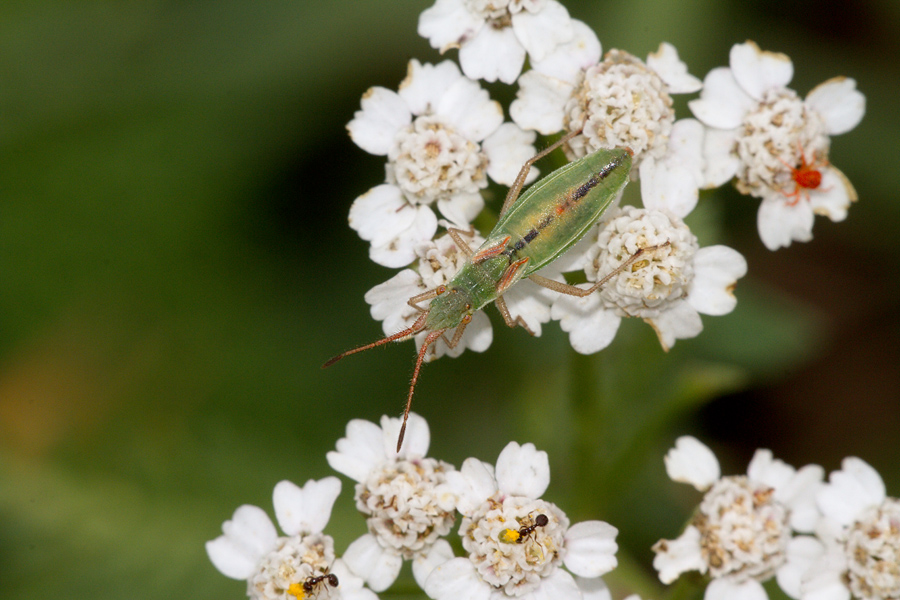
xmin=302 ymin=572 xmax=339 ymax=596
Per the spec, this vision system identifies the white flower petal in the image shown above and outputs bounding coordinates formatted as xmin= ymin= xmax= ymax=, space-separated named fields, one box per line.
xmin=459 ymin=25 xmax=526 ymax=84
xmin=380 ymin=412 xmax=431 ymax=459
xmin=817 ymin=456 xmax=886 ymax=526
xmin=483 ymin=122 xmax=538 ymax=185
xmin=206 ymin=504 xmax=276 ymax=579
xmin=639 ymin=158 xmax=699 ymax=219
xmin=511 ymin=0 xmax=574 ymax=63
xmin=805 ymin=77 xmax=865 ymax=136
xmin=347 ymin=87 xmax=411 ymax=156
xmin=425 ymin=557 xmax=492 ymax=600
xmin=437 ymin=75 xmax=505 ymax=140
xmin=413 ymin=538 xmax=456 ymax=588
xmin=563 ymin=521 xmax=619 ymax=577
xmin=652 ymin=525 xmax=706 ymax=583
xmin=689 ymin=67 xmax=755 ymax=130
xmin=777 ymin=536 xmax=825 ymax=599
xmin=574 ymin=575 xmax=612 ymax=600
xmin=399 ymin=59 xmax=465 ymax=116
xmin=530 ymin=19 xmax=601 ymax=83
xmin=349 ymin=185 xmax=416 ymax=247
xmin=331 ymin=559 xmax=381 ymax=600
xmin=369 ymin=205 xmax=439 ymax=268
xmin=273 ymin=477 xmax=341 ymax=536
xmin=447 ymin=457 xmax=498 ymax=516
xmin=702 ymin=127 xmax=739 ymax=187
xmin=501 ymin=278 xmax=554 ymax=336
xmin=495 ymin=441 xmax=550 ymax=498
xmin=438 ymin=193 xmax=485 ymax=228
xmin=366 ymin=269 xmax=423 ymax=330
xmin=667 ymin=118 xmax=706 ymax=187
xmin=646 ymin=299 xmax=702 ymax=350
xmin=510 ymin=71 xmax=572 ymax=134
xmin=729 ymin=41 xmax=793 ymax=100
xmin=705 ymin=578 xmax=768 ymax=600
xmin=808 ymin=165 xmax=856 ymax=222
xmin=781 ymin=464 xmax=826 ymax=533
xmin=747 ymin=449 xmax=794 ymax=488
xmin=688 ymin=245 xmax=746 ymax=316
xmin=531 ymin=568 xmax=580 ymax=600
xmin=757 ymin=195 xmax=814 ymax=251
xmin=647 ymin=42 xmax=702 ymax=94
xmin=664 ymin=436 xmax=720 ymax=490
xmin=327 ymin=419 xmax=387 ymax=482
xmin=551 ymin=291 xmax=621 ymax=355
xmin=418 ymin=0 xmax=484 ymax=52
xmin=801 ymin=549 xmax=851 ymax=600
xmin=343 ymin=533 xmax=404 ymax=592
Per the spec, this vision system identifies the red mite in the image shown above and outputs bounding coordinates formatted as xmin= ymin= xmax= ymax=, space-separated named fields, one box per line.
xmin=781 ymin=145 xmax=828 ymax=205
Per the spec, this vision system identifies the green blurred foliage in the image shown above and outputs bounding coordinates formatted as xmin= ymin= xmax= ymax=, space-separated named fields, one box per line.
xmin=1 ymin=1 xmax=898 ymax=599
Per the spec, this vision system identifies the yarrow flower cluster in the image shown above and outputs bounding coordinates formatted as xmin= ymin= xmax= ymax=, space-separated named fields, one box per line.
xmin=342 ymin=0 xmax=864 ymax=364
xmin=207 ymin=415 xmax=620 ymax=600
xmin=650 ymin=437 xmax=899 ymax=600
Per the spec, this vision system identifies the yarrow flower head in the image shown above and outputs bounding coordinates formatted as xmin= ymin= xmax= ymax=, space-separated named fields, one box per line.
xmin=652 ymin=436 xmax=825 ymax=600
xmin=799 ymin=457 xmax=900 ymax=600
xmin=551 ymin=206 xmax=748 ymax=353
xmin=205 ymin=478 xmax=376 ymax=600
xmin=418 ymin=0 xmax=576 ymax=84
xmin=326 ymin=413 xmax=458 ymax=592
xmin=511 ymin=25 xmax=706 ymax=214
xmin=424 ymin=441 xmax=619 ymax=600
xmin=347 ymin=59 xmax=537 ymax=267
xmin=689 ymin=41 xmax=866 ymax=250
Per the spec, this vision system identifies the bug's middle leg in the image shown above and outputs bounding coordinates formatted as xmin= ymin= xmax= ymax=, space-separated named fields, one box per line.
xmin=495 ymin=295 xmax=536 ymax=336
xmin=447 ymin=226 xmax=477 ymax=257
xmin=528 ymin=242 xmax=671 ymax=297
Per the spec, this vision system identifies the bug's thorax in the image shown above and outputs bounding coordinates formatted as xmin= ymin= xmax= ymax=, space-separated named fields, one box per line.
xmin=424 ymin=284 xmax=475 ymax=331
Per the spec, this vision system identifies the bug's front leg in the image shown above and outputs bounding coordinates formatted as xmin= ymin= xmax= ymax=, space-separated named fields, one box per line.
xmin=495 ymin=295 xmax=536 ymax=336
xmin=407 ymin=286 xmax=445 ymax=312
xmin=447 ymin=226 xmax=477 ymax=257
xmin=528 ymin=242 xmax=672 ymax=297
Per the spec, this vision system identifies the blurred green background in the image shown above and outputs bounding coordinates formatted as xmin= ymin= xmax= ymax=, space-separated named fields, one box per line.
xmin=1 ymin=1 xmax=898 ymax=599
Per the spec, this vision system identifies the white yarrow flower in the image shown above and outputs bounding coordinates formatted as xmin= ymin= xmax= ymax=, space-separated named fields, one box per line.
xmin=511 ymin=28 xmax=705 ymax=214
xmin=424 ymin=441 xmax=619 ymax=600
xmin=327 ymin=414 xmax=458 ymax=592
xmin=799 ymin=457 xmax=899 ymax=600
xmin=653 ymin=436 xmax=825 ymax=600
xmin=689 ymin=41 xmax=865 ymax=250
xmin=206 ymin=478 xmax=377 ymax=600
xmin=418 ymin=0 xmax=576 ymax=84
xmin=551 ymin=207 xmax=747 ymax=353
xmin=347 ymin=59 xmax=537 ymax=267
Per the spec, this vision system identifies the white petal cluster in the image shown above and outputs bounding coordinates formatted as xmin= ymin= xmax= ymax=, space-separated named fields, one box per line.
xmin=689 ymin=41 xmax=865 ymax=250
xmin=552 ymin=207 xmax=747 ymax=353
xmin=424 ymin=441 xmax=619 ymax=600
xmin=327 ymin=414 xmax=459 ymax=592
xmin=205 ymin=478 xmax=377 ymax=600
xmin=419 ymin=0 xmax=576 ymax=84
xmin=653 ymin=436 xmax=824 ymax=600
xmin=347 ymin=59 xmax=536 ymax=267
xmin=799 ymin=457 xmax=900 ymax=600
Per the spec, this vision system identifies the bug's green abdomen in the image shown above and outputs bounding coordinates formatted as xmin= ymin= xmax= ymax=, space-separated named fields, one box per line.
xmin=493 ymin=148 xmax=631 ymax=274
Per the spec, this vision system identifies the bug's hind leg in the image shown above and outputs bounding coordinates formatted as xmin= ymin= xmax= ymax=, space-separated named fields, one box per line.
xmin=528 ymin=242 xmax=671 ymax=297
xmin=500 ymin=128 xmax=582 ymax=217
xmin=495 ymin=295 xmax=536 ymax=336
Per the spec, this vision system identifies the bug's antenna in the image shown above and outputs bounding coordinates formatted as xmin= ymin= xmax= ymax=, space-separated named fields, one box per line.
xmin=323 ymin=312 xmax=428 ymax=368
xmin=396 ymin=328 xmax=445 ymax=452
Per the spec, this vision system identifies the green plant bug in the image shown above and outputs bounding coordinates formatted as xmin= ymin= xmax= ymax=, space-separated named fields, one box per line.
xmin=325 ymin=130 xmax=668 ymax=450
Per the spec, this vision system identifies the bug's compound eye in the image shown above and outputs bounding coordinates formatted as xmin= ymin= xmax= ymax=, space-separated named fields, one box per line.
xmin=461 ymin=314 xmax=472 ymax=324
xmin=436 ymin=285 xmax=447 ymax=295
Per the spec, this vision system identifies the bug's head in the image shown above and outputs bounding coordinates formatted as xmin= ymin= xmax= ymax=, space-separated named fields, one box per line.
xmin=424 ymin=285 xmax=474 ymax=331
